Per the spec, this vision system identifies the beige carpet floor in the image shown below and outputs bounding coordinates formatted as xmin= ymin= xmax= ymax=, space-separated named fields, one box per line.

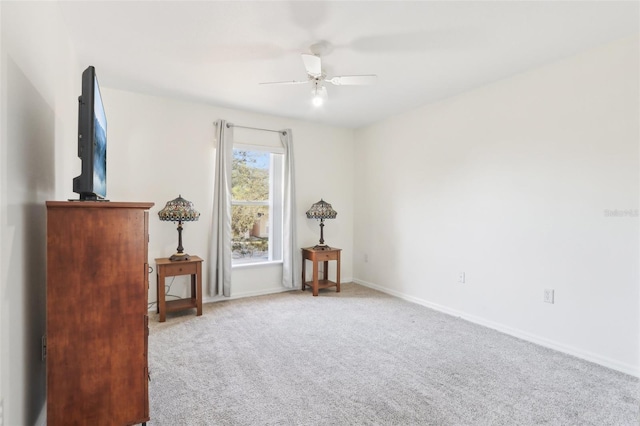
xmin=147 ymin=283 xmax=639 ymax=425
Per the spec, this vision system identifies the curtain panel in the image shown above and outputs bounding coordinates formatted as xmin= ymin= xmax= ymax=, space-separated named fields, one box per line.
xmin=281 ymin=129 xmax=300 ymax=289
xmin=209 ymin=120 xmax=233 ymax=297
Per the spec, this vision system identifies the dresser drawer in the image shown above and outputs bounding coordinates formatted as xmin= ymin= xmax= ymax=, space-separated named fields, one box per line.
xmin=315 ymin=251 xmax=338 ymax=261
xmin=162 ymin=262 xmax=198 ymax=276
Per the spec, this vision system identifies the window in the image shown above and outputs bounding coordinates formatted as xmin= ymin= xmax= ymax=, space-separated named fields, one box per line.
xmin=231 ymin=145 xmax=284 ymax=266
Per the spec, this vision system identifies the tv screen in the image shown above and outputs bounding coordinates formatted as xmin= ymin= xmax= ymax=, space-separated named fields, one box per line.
xmin=73 ymin=65 xmax=107 ymax=201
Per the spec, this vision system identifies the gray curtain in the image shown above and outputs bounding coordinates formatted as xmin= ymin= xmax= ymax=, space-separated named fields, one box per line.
xmin=281 ymin=129 xmax=300 ymax=289
xmin=209 ymin=120 xmax=233 ymax=297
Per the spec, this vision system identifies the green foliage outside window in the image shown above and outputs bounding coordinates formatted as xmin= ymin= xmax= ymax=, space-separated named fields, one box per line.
xmin=232 ymin=150 xmax=270 ymax=258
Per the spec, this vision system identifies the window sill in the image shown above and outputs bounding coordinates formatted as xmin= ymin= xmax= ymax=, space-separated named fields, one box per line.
xmin=232 ymin=260 xmax=283 ymax=270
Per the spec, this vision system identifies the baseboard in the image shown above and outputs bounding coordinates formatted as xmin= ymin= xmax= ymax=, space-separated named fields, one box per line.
xmin=222 ymin=279 xmax=353 ymax=300
xmin=203 ymin=278 xmax=355 ymax=303
xmin=148 ymin=279 xmax=356 ymax=312
xmin=353 ymin=278 xmax=639 ymax=378
xmin=226 ymin=286 xmax=295 ymax=300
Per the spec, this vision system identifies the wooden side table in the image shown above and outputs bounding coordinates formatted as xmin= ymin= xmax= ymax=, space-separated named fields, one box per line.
xmin=156 ymin=256 xmax=203 ymax=322
xmin=301 ymin=247 xmax=341 ymax=296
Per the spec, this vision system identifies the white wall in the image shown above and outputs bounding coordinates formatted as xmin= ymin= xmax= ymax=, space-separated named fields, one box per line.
xmin=0 ymin=3 xmax=354 ymax=422
xmin=98 ymin=88 xmax=354 ymax=303
xmin=1 ymin=8 xmax=635 ymax=426
xmin=0 ymin=2 xmax=78 ymax=425
xmin=353 ymin=36 xmax=639 ymax=376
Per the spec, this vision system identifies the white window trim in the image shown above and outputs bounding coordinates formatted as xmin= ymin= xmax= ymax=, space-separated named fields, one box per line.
xmin=232 ymin=200 xmax=269 ymax=206
xmin=232 ymin=260 xmax=283 ymax=270
xmin=234 ymin=143 xmax=284 ymax=154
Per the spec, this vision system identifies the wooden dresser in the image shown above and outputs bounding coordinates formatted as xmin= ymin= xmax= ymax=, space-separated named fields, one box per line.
xmin=46 ymin=201 xmax=153 ymax=425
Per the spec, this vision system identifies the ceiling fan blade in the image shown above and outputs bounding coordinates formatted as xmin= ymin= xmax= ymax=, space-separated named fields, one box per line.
xmin=301 ymin=54 xmax=322 ymax=77
xmin=259 ymin=80 xmax=309 ymax=85
xmin=325 ymin=75 xmax=377 ymax=86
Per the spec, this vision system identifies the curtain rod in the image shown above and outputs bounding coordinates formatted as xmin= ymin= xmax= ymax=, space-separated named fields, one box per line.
xmin=226 ymin=122 xmax=286 ymax=135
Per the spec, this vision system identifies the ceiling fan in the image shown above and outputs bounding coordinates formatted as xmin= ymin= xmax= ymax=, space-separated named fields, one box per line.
xmin=260 ymin=50 xmax=377 ymax=106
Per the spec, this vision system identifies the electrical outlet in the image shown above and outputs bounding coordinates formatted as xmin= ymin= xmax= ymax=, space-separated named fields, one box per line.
xmin=364 ymin=253 xmax=368 ymax=263
xmin=544 ymin=289 xmax=555 ymax=304
xmin=458 ymin=272 xmax=465 ymax=283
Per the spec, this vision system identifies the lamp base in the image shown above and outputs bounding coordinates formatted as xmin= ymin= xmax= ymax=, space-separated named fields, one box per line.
xmin=312 ymin=244 xmax=332 ymax=251
xmin=170 ymin=253 xmax=191 ymax=261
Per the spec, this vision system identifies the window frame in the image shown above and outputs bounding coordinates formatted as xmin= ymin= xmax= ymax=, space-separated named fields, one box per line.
xmin=231 ymin=143 xmax=284 ymax=268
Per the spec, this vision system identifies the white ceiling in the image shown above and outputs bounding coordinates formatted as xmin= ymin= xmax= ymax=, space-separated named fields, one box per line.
xmin=58 ymin=1 xmax=639 ymax=129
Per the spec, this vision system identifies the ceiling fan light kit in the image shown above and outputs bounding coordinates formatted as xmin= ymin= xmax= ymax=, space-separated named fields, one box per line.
xmin=260 ymin=44 xmax=377 ymax=106
xmin=311 ymin=82 xmax=327 ymax=107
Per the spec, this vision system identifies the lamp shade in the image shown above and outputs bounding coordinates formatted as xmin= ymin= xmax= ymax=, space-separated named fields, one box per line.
xmin=306 ymin=199 xmax=337 ymax=250
xmin=306 ymin=199 xmax=337 ymax=220
xmin=158 ymin=195 xmax=200 ymax=223
xmin=158 ymin=195 xmax=200 ymax=261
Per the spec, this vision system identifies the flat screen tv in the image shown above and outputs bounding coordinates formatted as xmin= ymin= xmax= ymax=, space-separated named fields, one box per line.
xmin=73 ymin=65 xmax=107 ymax=201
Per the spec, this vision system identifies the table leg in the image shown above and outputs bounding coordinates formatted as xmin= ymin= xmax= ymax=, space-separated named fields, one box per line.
xmin=191 ymin=274 xmax=196 ymax=302
xmin=301 ymin=256 xmax=306 ymax=291
xmin=313 ymin=258 xmax=319 ymax=296
xmin=336 ymin=252 xmax=341 ymax=293
xmin=158 ymin=271 xmax=166 ymax=322
xmin=323 ymin=260 xmax=328 ymax=282
xmin=195 ymin=261 xmax=203 ymax=316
